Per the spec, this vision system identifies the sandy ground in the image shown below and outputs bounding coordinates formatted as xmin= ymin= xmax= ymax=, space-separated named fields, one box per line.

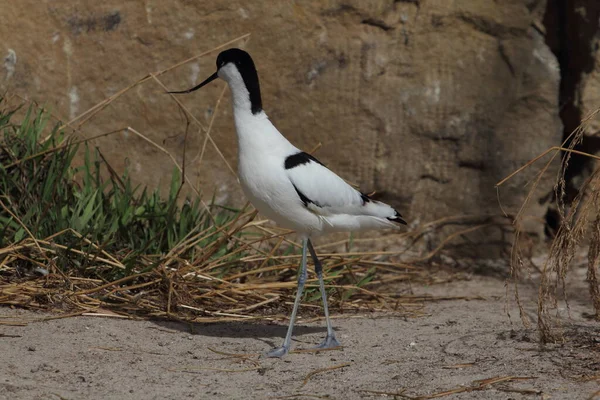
xmin=1 ymin=269 xmax=599 ymax=400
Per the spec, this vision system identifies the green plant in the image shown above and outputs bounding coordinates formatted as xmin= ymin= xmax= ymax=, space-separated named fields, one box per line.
xmin=0 ymin=102 xmax=240 ymax=279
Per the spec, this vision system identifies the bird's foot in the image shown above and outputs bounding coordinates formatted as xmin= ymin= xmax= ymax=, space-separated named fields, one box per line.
xmin=265 ymin=345 xmax=289 ymax=358
xmin=315 ymin=333 xmax=342 ymax=349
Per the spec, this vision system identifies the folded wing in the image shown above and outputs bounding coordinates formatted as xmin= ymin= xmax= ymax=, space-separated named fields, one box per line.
xmin=284 ymin=152 xmax=405 ymax=225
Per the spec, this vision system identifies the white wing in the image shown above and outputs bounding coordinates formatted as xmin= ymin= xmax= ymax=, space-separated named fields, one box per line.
xmin=284 ymin=152 xmax=404 ymax=223
xmin=287 ymin=160 xmax=362 ymax=215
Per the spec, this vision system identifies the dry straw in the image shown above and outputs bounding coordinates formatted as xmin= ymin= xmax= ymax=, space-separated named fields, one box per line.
xmin=498 ymin=107 xmax=600 ymax=342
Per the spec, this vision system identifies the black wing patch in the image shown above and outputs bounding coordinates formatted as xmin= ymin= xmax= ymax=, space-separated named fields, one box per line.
xmin=292 ymin=183 xmax=323 ymax=208
xmin=360 ymin=193 xmax=371 ymax=205
xmin=284 ymin=152 xmax=325 ymax=170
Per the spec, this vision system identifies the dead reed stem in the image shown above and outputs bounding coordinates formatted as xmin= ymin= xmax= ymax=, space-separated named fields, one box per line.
xmin=498 ymin=107 xmax=600 ymax=341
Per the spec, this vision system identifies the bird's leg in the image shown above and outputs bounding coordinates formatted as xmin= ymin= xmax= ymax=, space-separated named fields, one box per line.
xmin=266 ymin=238 xmax=308 ymax=358
xmin=307 ymin=239 xmax=341 ymax=349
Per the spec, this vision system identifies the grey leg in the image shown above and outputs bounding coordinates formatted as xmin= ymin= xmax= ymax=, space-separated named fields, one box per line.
xmin=266 ymin=238 xmax=308 ymax=357
xmin=307 ymin=239 xmax=341 ymax=349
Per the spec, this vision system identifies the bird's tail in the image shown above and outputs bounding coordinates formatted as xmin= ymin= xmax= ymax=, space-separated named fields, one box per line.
xmin=362 ymin=198 xmax=407 ymax=226
xmin=387 ymin=209 xmax=407 ymax=225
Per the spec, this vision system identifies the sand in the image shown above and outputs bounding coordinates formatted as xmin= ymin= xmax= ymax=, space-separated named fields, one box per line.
xmin=1 ymin=270 xmax=599 ymax=400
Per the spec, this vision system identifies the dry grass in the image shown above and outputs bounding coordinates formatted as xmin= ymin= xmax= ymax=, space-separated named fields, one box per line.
xmin=0 ymin=209 xmax=480 ymax=324
xmin=498 ymin=108 xmax=600 ymax=342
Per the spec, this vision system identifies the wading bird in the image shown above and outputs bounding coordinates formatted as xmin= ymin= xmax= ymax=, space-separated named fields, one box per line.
xmin=170 ymin=48 xmax=406 ymax=357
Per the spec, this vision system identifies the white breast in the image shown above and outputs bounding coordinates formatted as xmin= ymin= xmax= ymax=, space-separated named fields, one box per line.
xmin=238 ymin=150 xmax=323 ymax=234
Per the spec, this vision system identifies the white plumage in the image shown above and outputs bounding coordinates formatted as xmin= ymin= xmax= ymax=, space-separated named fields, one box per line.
xmin=170 ymin=48 xmax=406 ymax=357
xmin=240 ymin=137 xmax=402 ymax=235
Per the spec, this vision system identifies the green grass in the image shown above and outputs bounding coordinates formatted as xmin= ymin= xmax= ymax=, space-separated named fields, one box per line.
xmin=0 ymin=101 xmax=242 ymax=279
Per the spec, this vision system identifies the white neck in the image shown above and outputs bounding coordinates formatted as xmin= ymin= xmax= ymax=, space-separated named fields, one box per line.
xmin=218 ymin=63 xmax=256 ymax=115
xmin=231 ymin=101 xmax=294 ymax=156
xmin=219 ymin=64 xmax=296 ymax=156
xmin=227 ymin=74 xmax=254 ymax=114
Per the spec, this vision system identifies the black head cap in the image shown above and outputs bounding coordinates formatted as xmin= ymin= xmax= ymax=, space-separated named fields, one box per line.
xmin=217 ymin=48 xmax=262 ymax=114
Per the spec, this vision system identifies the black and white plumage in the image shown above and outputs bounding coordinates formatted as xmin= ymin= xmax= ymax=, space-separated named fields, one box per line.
xmin=170 ymin=48 xmax=406 ymax=358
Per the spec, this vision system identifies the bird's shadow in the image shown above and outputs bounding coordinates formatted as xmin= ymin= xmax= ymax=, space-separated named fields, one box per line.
xmin=152 ymin=319 xmax=327 ymax=342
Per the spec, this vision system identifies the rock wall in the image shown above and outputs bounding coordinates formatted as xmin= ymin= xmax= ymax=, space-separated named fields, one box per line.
xmin=1 ymin=0 xmax=574 ymax=247
xmin=544 ymin=0 xmax=600 ymax=204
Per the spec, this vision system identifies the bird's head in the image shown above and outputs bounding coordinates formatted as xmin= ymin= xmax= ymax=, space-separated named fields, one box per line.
xmin=169 ymin=48 xmax=262 ymax=114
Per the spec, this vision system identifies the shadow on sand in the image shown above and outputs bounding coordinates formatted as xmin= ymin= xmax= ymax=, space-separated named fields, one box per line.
xmin=152 ymin=319 xmax=328 ymax=339
xmin=151 ymin=320 xmax=330 ymax=349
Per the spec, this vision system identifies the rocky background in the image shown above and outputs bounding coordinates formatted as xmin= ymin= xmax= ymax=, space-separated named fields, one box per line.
xmin=2 ymin=0 xmax=599 ymax=252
